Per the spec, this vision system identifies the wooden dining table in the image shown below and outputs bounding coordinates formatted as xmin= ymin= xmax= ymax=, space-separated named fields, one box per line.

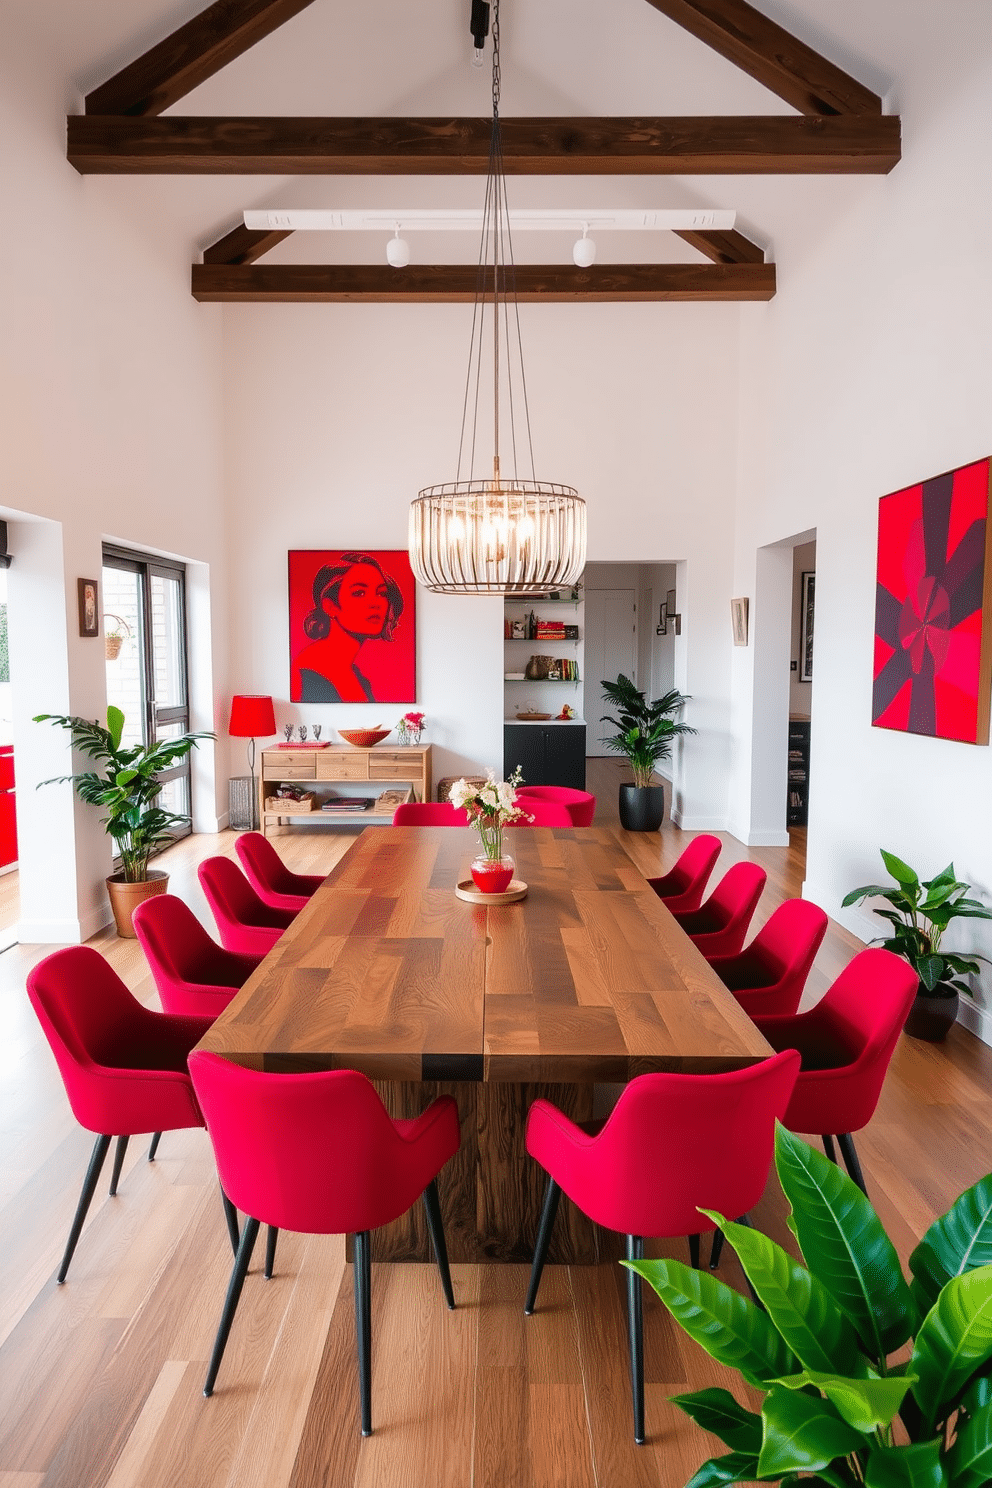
xmin=195 ymin=825 xmax=773 ymax=1265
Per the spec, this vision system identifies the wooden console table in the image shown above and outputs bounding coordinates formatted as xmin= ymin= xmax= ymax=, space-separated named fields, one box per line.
xmin=259 ymin=744 xmax=432 ymax=834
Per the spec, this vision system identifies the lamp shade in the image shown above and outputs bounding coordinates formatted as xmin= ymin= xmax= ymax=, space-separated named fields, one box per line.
xmin=229 ymin=695 xmax=276 ymax=738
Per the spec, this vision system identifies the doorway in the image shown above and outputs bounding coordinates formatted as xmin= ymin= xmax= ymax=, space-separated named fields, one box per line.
xmin=583 ymin=587 xmax=635 ymax=755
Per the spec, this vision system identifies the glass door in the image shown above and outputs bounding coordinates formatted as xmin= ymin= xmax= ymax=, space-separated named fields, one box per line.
xmin=102 ymin=548 xmax=191 ymax=849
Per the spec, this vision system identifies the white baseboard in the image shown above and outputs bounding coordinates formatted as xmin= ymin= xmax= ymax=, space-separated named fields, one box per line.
xmin=672 ymin=812 xmax=730 ymax=831
xmin=956 ymin=997 xmax=992 ymax=1047
xmin=16 ymin=915 xmax=91 ymax=945
xmin=0 ymin=860 xmax=18 ymax=878
xmin=743 ymin=829 xmax=791 ymax=848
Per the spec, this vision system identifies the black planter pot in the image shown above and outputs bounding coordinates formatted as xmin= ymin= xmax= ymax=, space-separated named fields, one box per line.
xmin=903 ymin=988 xmax=959 ymax=1043
xmin=619 ymin=783 xmax=665 ymax=832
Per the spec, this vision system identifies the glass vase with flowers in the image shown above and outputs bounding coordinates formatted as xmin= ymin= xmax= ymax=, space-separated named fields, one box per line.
xmin=449 ymin=767 xmax=530 ymax=893
xmin=396 ymin=710 xmax=426 ymax=746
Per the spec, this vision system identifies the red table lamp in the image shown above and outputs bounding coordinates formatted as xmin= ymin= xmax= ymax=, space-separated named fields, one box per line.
xmin=229 ymin=695 xmax=276 ymax=831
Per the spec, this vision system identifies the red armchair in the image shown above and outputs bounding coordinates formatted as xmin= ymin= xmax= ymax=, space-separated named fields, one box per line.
xmin=515 ymin=786 xmax=596 ymax=826
xmin=235 ymin=831 xmax=325 ymax=913
xmin=707 ymin=897 xmax=829 ymax=1019
xmin=188 ymin=1053 xmax=461 ymax=1436
xmin=133 ymin=894 xmax=262 ymax=1018
xmin=392 ymin=801 xmax=466 ymax=825
xmin=646 ymin=834 xmax=721 ymax=914
xmin=508 ymin=801 xmax=574 ymax=827
xmin=523 ymin=1051 xmax=800 ymax=1443
xmin=26 ymin=946 xmax=210 ymax=1283
xmin=197 ymin=856 xmax=296 ymax=957
xmin=752 ymin=947 xmax=918 ymax=1193
xmin=671 ymin=860 xmax=767 ymax=959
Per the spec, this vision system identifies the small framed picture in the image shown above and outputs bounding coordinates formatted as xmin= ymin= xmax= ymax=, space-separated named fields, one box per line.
xmin=800 ymin=571 xmax=815 ymax=681
xmin=78 ymin=578 xmax=99 ymax=637
xmin=731 ymin=596 xmax=749 ymax=647
xmin=656 ymin=602 xmax=668 ymax=636
xmin=666 ymin=588 xmax=677 ymax=614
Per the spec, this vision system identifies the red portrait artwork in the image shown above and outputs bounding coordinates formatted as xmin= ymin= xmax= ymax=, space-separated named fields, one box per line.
xmin=288 ymin=550 xmax=417 ymax=705
xmin=872 ymin=457 xmax=992 ymax=744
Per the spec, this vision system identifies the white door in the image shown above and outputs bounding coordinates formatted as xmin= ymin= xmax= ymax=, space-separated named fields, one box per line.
xmin=583 ymin=588 xmax=636 ymax=756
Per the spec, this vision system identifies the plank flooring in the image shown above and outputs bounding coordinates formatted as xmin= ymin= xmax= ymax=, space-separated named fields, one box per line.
xmin=1 ymin=770 xmax=990 ymax=1487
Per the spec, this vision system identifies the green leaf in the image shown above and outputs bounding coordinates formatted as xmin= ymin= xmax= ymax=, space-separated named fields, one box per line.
xmin=948 ymin=1400 xmax=992 ymax=1488
xmin=106 ymin=705 xmax=125 ymax=749
xmin=668 ymin=1388 xmax=763 ymax=1453
xmin=961 ymin=1371 xmax=992 ymax=1414
xmin=757 ymin=1386 xmax=864 ymax=1477
xmin=775 ymin=1126 xmax=916 ymax=1361
xmin=918 ymin=956 xmax=944 ymax=992
xmin=627 ymin=1257 xmax=797 ymax=1387
xmin=772 ymin=1369 xmax=913 ymax=1432
xmin=700 ymin=1211 xmax=865 ymax=1378
xmin=910 ymin=1174 xmax=992 ymax=1311
xmin=863 ymin=1440 xmax=946 ymax=1488
xmin=881 ymin=850 xmax=920 ymax=889
xmin=911 ymin=1266 xmax=992 ymax=1432
xmin=683 ymin=1453 xmax=762 ymax=1488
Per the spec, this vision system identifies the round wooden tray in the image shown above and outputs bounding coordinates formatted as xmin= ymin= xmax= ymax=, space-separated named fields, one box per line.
xmin=515 ymin=712 xmax=552 ymax=721
xmin=455 ymin=878 xmax=528 ymax=905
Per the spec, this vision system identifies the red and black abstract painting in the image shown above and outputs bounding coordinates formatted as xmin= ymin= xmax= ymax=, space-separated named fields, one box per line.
xmin=872 ymin=457 xmax=992 ymax=744
xmin=288 ymin=549 xmax=417 ymax=705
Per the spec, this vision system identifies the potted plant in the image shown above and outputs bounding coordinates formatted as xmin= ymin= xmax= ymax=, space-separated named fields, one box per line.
xmin=631 ymin=1122 xmax=992 ymax=1482
xmin=842 ymin=849 xmax=992 ymax=1041
xmin=35 ymin=705 xmax=213 ymax=937
xmin=600 ymin=674 xmax=695 ymax=831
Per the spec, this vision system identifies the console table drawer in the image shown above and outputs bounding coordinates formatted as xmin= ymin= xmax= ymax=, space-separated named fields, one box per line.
xmin=316 ymin=754 xmax=370 ymax=781
xmin=369 ymin=753 xmax=415 ymax=780
xmin=262 ymin=761 xmax=315 ymax=781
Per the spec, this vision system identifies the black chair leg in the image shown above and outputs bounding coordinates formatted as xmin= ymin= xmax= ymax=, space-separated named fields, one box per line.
xmin=709 ymin=1229 xmax=724 ymax=1270
xmin=58 ymin=1133 xmax=112 ymax=1284
xmin=264 ymin=1226 xmax=278 ymax=1279
xmin=822 ymin=1134 xmax=837 ymax=1164
xmin=837 ymin=1133 xmax=868 ymax=1195
xmin=148 ymin=1132 xmax=162 ymax=1162
xmin=109 ymin=1135 xmax=130 ymax=1196
xmin=688 ymin=1232 xmax=700 ymax=1269
xmin=422 ymin=1180 xmax=455 ymax=1310
xmin=221 ymin=1191 xmax=240 ymax=1255
xmin=524 ymin=1177 xmax=562 ymax=1315
xmin=626 ymin=1234 xmax=646 ymax=1445
xmin=353 ymin=1230 xmax=373 ymax=1436
xmin=203 ymin=1216 xmax=260 ymax=1396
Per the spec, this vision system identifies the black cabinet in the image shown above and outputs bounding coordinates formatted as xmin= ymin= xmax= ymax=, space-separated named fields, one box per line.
xmin=787 ymin=719 xmax=810 ymax=826
xmin=504 ymin=724 xmax=586 ymax=791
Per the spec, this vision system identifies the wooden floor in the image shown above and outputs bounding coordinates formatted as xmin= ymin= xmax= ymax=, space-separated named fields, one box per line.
xmin=1 ymin=764 xmax=990 ymax=1487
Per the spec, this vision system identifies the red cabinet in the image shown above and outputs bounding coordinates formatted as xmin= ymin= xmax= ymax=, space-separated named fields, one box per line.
xmin=0 ymin=746 xmax=17 ymax=868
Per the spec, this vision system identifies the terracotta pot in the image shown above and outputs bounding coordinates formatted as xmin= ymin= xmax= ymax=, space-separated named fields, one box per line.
xmin=903 ymin=987 xmax=959 ymax=1043
xmin=106 ymin=869 xmax=169 ymax=938
xmin=618 ymin=783 xmax=665 ymax=832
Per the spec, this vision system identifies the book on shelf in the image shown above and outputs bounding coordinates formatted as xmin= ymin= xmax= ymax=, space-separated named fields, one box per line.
xmin=321 ymin=796 xmax=374 ymax=812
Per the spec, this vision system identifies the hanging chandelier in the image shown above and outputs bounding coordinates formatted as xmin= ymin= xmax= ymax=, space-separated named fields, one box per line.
xmin=409 ymin=0 xmax=586 ymax=596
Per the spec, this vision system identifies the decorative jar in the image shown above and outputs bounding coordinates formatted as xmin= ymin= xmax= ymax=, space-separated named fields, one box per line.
xmin=470 ymin=852 xmax=516 ymax=894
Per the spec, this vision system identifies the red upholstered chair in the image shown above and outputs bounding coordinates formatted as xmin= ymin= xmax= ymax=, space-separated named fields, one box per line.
xmin=671 ymin=861 xmax=767 ymax=959
xmin=524 ymin=1051 xmax=800 ymax=1444
xmin=26 ymin=946 xmax=211 ymax=1283
xmin=188 ymin=1053 xmax=461 ymax=1436
xmin=515 ymin=786 xmax=596 ymax=826
xmin=508 ymin=801 xmax=575 ymax=827
xmin=133 ymin=895 xmax=262 ymax=1018
xmin=392 ymin=801 xmax=466 ymax=825
xmin=235 ymin=832 xmax=325 ymax=913
xmin=707 ymin=898 xmax=829 ymax=1019
xmin=646 ymin=834 xmax=721 ymax=915
xmin=752 ymin=947 xmax=918 ymax=1194
xmin=197 ymin=857 xmax=296 ymax=957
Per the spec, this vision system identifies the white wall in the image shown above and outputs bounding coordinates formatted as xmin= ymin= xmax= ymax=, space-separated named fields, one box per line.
xmin=0 ymin=18 xmax=229 ymax=940
xmin=790 ymin=541 xmax=816 ymax=718
xmin=732 ymin=14 xmax=992 ymax=1034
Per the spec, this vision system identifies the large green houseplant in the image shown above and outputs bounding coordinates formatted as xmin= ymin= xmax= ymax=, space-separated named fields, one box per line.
xmin=842 ymin=850 xmax=992 ymax=1041
xmin=36 ymin=705 xmax=213 ymax=935
xmin=630 ymin=1123 xmax=992 ymax=1486
xmin=600 ymin=674 xmax=695 ymax=830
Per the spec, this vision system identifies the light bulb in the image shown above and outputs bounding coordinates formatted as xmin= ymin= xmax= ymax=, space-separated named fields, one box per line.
xmin=572 ymin=227 xmax=596 ymax=268
xmin=472 ymin=46 xmax=485 ymax=67
xmin=386 ymin=227 xmax=410 ymax=268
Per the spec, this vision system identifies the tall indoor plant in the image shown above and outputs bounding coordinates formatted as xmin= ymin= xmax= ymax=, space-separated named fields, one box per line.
xmin=36 ymin=705 xmax=213 ymax=936
xmin=600 ymin=674 xmax=695 ymax=831
xmin=843 ymin=849 xmax=992 ymax=1041
xmin=631 ymin=1123 xmax=992 ymax=1483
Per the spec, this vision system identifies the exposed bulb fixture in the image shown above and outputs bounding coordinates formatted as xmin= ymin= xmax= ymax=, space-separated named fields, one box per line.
xmin=572 ymin=224 xmax=596 ymax=268
xmin=470 ymin=0 xmax=490 ymax=65
xmin=386 ymin=225 xmax=410 ymax=268
xmin=411 ymin=0 xmax=586 ymax=596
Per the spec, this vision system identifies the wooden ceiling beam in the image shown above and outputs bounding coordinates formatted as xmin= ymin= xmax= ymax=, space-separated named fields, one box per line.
xmin=643 ymin=0 xmax=882 ymax=116
xmin=68 ymin=114 xmax=901 ymax=175
xmin=190 ymin=262 xmax=776 ymax=303
xmin=85 ymin=0 xmax=318 ymax=117
xmin=674 ymin=227 xmax=764 ymax=263
xmin=202 ymin=223 xmax=293 ymax=264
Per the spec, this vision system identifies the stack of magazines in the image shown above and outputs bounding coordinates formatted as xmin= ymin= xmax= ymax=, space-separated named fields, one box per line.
xmin=322 ymin=796 xmax=373 ymax=812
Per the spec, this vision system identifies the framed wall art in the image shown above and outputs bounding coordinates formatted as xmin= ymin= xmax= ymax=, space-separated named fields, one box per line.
xmin=288 ymin=549 xmax=417 ymax=705
xmin=731 ymin=596 xmax=749 ymax=647
xmin=77 ymin=578 xmax=99 ymax=637
xmin=800 ymin=571 xmax=815 ymax=681
xmin=872 ymin=456 xmax=992 ymax=744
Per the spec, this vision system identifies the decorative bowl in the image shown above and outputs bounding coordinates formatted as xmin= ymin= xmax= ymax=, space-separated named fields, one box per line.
xmin=338 ymin=728 xmax=391 ymax=748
